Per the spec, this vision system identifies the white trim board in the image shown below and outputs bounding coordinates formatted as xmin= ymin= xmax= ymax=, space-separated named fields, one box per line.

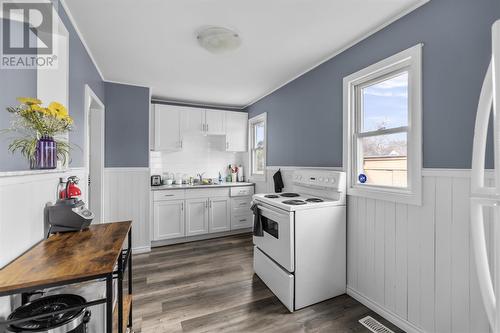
xmin=59 ymin=0 xmax=105 ymax=80
xmin=243 ymin=0 xmax=430 ymax=108
xmin=347 ymin=288 xmax=424 ymax=333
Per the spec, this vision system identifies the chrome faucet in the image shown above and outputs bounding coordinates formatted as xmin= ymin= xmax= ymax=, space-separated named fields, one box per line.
xmin=197 ymin=172 xmax=205 ymax=182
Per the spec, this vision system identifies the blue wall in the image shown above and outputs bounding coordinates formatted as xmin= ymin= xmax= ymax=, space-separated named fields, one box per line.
xmin=0 ymin=4 xmax=105 ymax=171
xmin=104 ymin=82 xmax=150 ymax=168
xmin=247 ymin=0 xmax=500 ymax=169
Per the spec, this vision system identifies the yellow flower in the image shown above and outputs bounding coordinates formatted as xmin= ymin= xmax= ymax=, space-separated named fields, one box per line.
xmin=48 ymin=102 xmax=69 ymax=119
xmin=17 ymin=97 xmax=42 ymax=105
xmin=30 ymin=104 xmax=45 ymax=113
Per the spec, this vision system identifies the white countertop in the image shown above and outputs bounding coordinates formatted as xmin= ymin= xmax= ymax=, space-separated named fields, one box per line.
xmin=151 ymin=182 xmax=254 ymax=191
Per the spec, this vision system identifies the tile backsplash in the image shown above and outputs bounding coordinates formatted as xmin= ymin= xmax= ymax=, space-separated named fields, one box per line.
xmin=150 ymin=134 xmax=247 ymax=180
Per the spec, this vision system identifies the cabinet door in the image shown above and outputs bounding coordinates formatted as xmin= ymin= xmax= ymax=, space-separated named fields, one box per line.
xmin=205 ymin=110 xmax=226 ymax=135
xmin=225 ymin=111 xmax=248 ymax=152
xmin=153 ymin=200 xmax=185 ymax=240
xmin=185 ymin=198 xmax=209 ymax=236
xmin=208 ymin=197 xmax=230 ymax=233
xmin=181 ymin=107 xmax=204 ymax=134
xmin=154 ymin=104 xmax=182 ymax=151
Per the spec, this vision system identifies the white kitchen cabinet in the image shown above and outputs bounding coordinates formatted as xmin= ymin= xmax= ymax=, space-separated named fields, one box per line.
xmin=153 ymin=104 xmax=182 ymax=151
xmin=225 ymin=112 xmax=248 ymax=152
xmin=185 ymin=198 xmax=209 ymax=236
xmin=209 ymin=197 xmax=231 ymax=233
xmin=205 ymin=110 xmax=226 ymax=135
xmin=230 ymin=196 xmax=253 ymax=230
xmin=181 ymin=107 xmax=204 ymax=134
xmin=153 ymin=200 xmax=185 ymax=240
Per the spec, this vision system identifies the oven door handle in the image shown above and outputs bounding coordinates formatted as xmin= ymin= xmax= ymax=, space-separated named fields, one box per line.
xmin=257 ymin=205 xmax=289 ymax=220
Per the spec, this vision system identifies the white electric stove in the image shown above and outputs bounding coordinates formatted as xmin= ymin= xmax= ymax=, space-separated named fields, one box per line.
xmin=252 ymin=169 xmax=346 ymax=312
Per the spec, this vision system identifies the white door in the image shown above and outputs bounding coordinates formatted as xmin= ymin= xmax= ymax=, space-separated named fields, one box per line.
xmin=186 ymin=198 xmax=209 ymax=236
xmin=205 ymin=110 xmax=225 ymax=135
xmin=154 ymin=104 xmax=182 ymax=151
xmin=225 ymin=112 xmax=248 ymax=152
xmin=88 ymin=106 xmax=104 ymax=223
xmin=181 ymin=107 xmax=204 ymax=134
xmin=208 ymin=197 xmax=230 ymax=233
xmin=153 ymin=200 xmax=185 ymax=240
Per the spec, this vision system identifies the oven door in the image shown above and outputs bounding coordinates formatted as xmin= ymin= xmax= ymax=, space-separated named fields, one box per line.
xmin=253 ymin=203 xmax=294 ymax=272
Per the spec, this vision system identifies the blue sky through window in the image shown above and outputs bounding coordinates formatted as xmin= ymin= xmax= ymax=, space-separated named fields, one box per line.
xmin=362 ymin=72 xmax=408 ymax=132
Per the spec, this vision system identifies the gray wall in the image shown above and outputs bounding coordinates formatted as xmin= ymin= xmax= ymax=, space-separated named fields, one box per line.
xmin=104 ymin=82 xmax=150 ymax=168
xmin=0 ymin=19 xmax=38 ymax=171
xmin=247 ymin=0 xmax=500 ymax=169
xmin=0 ymin=3 xmax=105 ymax=171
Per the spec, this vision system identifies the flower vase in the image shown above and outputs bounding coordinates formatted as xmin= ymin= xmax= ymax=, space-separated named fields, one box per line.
xmin=34 ymin=136 xmax=57 ymax=169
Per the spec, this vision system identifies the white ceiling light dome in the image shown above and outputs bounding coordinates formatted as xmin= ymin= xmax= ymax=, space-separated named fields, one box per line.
xmin=196 ymin=26 xmax=241 ymax=54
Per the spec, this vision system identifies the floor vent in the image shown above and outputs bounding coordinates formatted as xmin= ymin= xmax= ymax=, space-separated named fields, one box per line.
xmin=359 ymin=316 xmax=394 ymax=333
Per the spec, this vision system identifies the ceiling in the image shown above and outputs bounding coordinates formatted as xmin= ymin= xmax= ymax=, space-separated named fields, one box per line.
xmin=64 ymin=0 xmax=426 ymax=108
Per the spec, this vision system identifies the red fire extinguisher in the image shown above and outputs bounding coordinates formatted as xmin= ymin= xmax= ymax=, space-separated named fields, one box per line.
xmin=58 ymin=176 xmax=82 ymax=199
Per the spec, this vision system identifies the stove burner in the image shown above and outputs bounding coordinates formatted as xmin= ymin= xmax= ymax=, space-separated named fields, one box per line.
xmin=306 ymin=198 xmax=324 ymax=203
xmin=282 ymin=199 xmax=307 ymax=205
xmin=264 ymin=194 xmax=280 ymax=198
xmin=280 ymin=193 xmax=300 ymax=198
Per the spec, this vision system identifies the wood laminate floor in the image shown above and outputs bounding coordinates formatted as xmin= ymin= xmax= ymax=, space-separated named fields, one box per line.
xmin=132 ymin=233 xmax=403 ymax=333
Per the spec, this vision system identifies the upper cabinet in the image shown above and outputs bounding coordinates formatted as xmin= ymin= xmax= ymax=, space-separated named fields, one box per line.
xmin=225 ymin=112 xmax=248 ymax=152
xmin=151 ymin=104 xmax=247 ymax=152
xmin=204 ymin=110 xmax=226 ymax=135
xmin=181 ymin=107 xmax=204 ymax=134
xmin=152 ymin=104 xmax=182 ymax=152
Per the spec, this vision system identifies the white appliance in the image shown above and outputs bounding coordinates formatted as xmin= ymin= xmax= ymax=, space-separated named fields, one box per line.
xmin=252 ymin=169 xmax=346 ymax=312
xmin=471 ymin=20 xmax=500 ymax=333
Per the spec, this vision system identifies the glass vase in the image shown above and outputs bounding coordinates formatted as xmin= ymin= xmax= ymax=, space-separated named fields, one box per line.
xmin=34 ymin=136 xmax=57 ymax=169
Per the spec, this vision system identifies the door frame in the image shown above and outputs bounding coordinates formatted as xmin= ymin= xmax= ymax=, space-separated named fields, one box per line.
xmin=84 ymin=84 xmax=105 ymax=223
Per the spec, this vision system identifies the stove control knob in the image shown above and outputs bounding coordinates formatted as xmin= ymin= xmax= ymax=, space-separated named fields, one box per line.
xmin=325 ymin=178 xmax=329 ymax=183
xmin=331 ymin=178 xmax=336 ymax=184
xmin=319 ymin=177 xmax=323 ymax=182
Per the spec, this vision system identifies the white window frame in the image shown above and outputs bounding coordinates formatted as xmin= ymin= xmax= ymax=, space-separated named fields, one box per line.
xmin=343 ymin=44 xmax=422 ymax=205
xmin=248 ymin=113 xmax=267 ymax=182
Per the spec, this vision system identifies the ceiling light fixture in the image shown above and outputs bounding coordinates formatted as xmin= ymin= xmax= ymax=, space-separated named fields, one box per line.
xmin=196 ymin=26 xmax=241 ymax=54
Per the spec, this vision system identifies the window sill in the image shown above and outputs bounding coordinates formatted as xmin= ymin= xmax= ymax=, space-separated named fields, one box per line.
xmin=347 ymin=185 xmax=422 ymax=206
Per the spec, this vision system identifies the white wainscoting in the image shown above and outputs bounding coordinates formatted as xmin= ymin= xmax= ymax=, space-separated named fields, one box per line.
xmin=102 ymin=168 xmax=150 ymax=252
xmin=347 ymin=170 xmax=492 ymax=333
xmin=0 ymin=168 xmax=86 ymax=269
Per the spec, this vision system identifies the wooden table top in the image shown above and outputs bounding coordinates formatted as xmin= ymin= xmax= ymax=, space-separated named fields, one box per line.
xmin=0 ymin=221 xmax=131 ymax=295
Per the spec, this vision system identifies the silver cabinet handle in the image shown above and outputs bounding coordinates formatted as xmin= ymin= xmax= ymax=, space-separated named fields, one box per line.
xmin=206 ymin=124 xmax=209 ymax=132
xmin=181 ymin=202 xmax=184 ymax=210
xmin=209 ymin=200 xmax=212 ymax=208
xmin=164 ymin=194 xmax=174 ymax=197
xmin=205 ymin=200 xmax=208 ymax=208
xmin=239 ymin=202 xmax=247 ymax=206
xmin=239 ymin=218 xmax=247 ymax=222
xmin=180 ymin=140 xmax=183 ymax=148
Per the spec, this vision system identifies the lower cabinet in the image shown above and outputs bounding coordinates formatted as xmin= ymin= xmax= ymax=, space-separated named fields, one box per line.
xmin=208 ymin=197 xmax=230 ymax=233
xmin=153 ymin=200 xmax=185 ymax=240
xmin=186 ymin=198 xmax=209 ymax=236
xmin=152 ymin=188 xmax=253 ymax=242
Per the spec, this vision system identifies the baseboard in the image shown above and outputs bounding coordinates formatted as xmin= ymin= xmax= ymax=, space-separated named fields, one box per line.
xmin=347 ymin=287 xmax=424 ymax=333
xmin=132 ymin=246 xmax=151 ymax=254
xmin=152 ymin=229 xmax=252 ymax=247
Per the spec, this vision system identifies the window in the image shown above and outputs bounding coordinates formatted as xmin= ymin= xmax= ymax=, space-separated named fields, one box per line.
xmin=249 ymin=113 xmax=267 ymax=180
xmin=343 ymin=44 xmax=422 ymax=205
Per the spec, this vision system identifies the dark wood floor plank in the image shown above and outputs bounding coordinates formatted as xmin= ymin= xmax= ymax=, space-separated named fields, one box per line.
xmin=132 ymin=234 xmax=403 ymax=333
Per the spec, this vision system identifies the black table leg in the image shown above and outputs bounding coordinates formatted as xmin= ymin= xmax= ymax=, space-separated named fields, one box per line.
xmin=118 ymin=246 xmax=123 ymax=333
xmin=128 ymin=230 xmax=133 ymax=328
xmin=106 ymin=274 xmax=113 ymax=333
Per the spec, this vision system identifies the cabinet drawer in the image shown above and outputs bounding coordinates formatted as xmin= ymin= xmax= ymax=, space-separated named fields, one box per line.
xmin=231 ymin=214 xmax=253 ymax=230
xmin=153 ymin=190 xmax=185 ymax=201
xmin=230 ymin=186 xmax=254 ymax=197
xmin=231 ymin=197 xmax=252 ymax=211
xmin=185 ymin=188 xmax=229 ymax=199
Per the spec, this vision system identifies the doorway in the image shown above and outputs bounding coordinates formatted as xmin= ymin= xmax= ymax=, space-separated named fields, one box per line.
xmin=84 ymin=85 xmax=105 ymax=223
